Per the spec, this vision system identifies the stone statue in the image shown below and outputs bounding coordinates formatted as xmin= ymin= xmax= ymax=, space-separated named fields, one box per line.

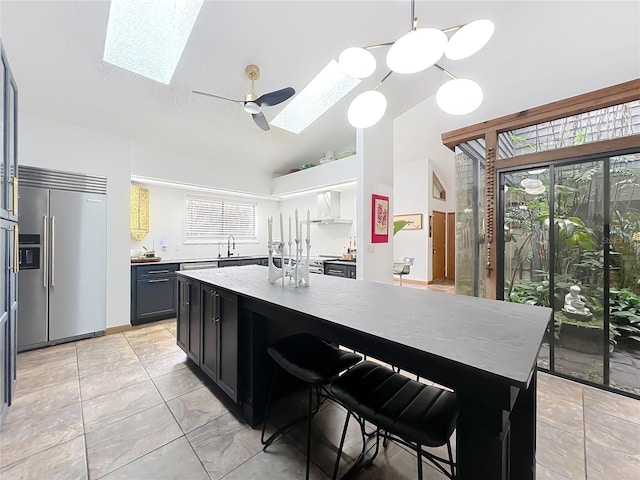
xmin=563 ymin=285 xmax=591 ymax=316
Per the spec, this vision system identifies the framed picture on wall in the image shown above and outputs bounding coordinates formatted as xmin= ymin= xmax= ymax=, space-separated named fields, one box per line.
xmin=393 ymin=213 xmax=423 ymax=230
xmin=371 ymin=194 xmax=389 ymax=243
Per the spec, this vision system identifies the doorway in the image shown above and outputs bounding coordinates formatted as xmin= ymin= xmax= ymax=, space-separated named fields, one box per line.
xmin=498 ymin=151 xmax=640 ymax=396
xmin=432 ymin=211 xmax=446 ymax=281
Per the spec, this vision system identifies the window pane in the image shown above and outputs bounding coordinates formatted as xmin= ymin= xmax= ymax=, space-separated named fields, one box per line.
xmin=498 ymin=100 xmax=640 ymax=158
xmin=454 ymin=139 xmax=486 ymax=298
xmin=185 ymin=195 xmax=256 ymax=241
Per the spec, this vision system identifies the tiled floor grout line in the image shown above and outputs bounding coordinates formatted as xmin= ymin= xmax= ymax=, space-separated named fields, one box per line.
xmin=73 ymin=342 xmax=92 ymax=480
xmin=582 ymin=387 xmax=589 ymax=480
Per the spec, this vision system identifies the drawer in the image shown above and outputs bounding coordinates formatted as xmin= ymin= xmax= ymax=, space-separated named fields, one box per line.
xmin=136 ymin=263 xmax=179 ymax=279
xmin=324 ymin=263 xmax=347 ymax=277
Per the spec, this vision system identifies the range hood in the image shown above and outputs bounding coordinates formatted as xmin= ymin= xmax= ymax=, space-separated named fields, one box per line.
xmin=311 ymin=191 xmax=352 ymax=224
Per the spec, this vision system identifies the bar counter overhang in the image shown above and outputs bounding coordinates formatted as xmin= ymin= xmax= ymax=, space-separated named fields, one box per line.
xmin=177 ymin=265 xmax=552 ymax=480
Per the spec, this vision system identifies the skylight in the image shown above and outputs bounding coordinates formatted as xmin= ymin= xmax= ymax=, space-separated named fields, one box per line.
xmin=271 ymin=60 xmax=360 ymax=134
xmin=103 ymin=0 xmax=204 ymax=85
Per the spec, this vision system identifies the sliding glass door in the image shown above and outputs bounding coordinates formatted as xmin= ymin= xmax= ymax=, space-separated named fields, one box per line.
xmin=499 ymin=152 xmax=640 ymax=396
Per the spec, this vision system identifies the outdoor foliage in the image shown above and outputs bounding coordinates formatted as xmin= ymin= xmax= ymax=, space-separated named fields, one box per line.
xmin=503 ymin=158 xmax=640 ymax=352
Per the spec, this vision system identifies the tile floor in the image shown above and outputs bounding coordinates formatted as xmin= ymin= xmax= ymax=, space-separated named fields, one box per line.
xmin=1 ymin=316 xmax=639 ymax=480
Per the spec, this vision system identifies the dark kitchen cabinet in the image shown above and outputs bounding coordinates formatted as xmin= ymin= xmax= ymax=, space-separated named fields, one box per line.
xmin=201 ymin=283 xmax=238 ymax=402
xmin=131 ymin=263 xmax=179 ymax=325
xmin=323 ymin=261 xmax=356 ymax=279
xmin=1 ymin=40 xmax=19 ymax=423
xmin=177 ymin=276 xmax=201 ymax=363
xmin=217 ymin=257 xmax=267 ymax=268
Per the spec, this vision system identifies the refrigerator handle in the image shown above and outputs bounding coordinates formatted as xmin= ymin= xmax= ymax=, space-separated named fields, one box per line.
xmin=43 ymin=215 xmax=48 ymax=287
xmin=50 ymin=216 xmax=55 ymax=287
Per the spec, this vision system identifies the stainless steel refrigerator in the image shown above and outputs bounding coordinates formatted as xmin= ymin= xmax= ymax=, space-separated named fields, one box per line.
xmin=18 ymin=166 xmax=107 ymax=350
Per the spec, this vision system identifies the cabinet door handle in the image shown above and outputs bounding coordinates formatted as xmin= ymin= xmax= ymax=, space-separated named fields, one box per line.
xmin=211 ymin=290 xmax=216 ymax=324
xmin=13 ymin=225 xmax=19 ymax=272
xmin=148 ymin=278 xmax=169 ymax=283
xmin=215 ymin=293 xmax=221 ymax=323
xmin=148 ymin=269 xmax=170 ymax=274
xmin=43 ymin=216 xmax=48 ymax=287
xmin=185 ymin=283 xmax=190 ymax=306
xmin=50 ymin=216 xmax=55 ymax=287
xmin=12 ymin=177 xmax=18 ymax=216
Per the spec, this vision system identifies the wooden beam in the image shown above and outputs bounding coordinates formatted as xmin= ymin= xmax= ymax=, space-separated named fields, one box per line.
xmin=442 ymin=79 xmax=640 ymax=149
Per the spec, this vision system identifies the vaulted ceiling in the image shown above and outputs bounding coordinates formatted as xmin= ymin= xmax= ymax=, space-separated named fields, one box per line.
xmin=2 ymin=1 xmax=638 ymax=177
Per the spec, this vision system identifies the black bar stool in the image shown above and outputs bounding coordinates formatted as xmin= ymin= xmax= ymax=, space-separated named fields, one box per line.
xmin=261 ymin=333 xmax=362 ymax=479
xmin=330 ymin=361 xmax=459 ymax=480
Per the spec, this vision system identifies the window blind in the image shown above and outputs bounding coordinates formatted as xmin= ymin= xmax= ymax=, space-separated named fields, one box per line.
xmin=185 ymin=195 xmax=256 ymax=241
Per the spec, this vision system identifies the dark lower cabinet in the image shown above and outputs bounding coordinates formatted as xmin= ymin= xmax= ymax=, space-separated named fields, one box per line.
xmin=178 ymin=278 xmax=239 ymax=403
xmin=216 ymin=289 xmax=239 ymax=401
xmin=323 ymin=262 xmax=356 ymax=279
xmin=177 ymin=276 xmax=200 ymax=363
xmin=200 ymin=285 xmax=217 ymax=380
xmin=202 ymin=284 xmax=239 ymax=402
xmin=131 ymin=263 xmax=179 ymax=325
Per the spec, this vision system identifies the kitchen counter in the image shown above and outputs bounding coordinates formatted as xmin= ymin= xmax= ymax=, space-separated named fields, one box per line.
xmin=177 ymin=265 xmax=551 ymax=479
xmin=323 ymin=259 xmax=356 ymax=266
xmin=130 ymin=256 xmax=268 ymax=325
xmin=130 ymin=255 xmax=268 ymax=266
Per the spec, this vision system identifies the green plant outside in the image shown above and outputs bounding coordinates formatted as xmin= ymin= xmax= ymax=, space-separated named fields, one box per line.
xmin=393 ymin=220 xmax=407 ymax=235
xmin=503 ymin=160 xmax=640 ymax=352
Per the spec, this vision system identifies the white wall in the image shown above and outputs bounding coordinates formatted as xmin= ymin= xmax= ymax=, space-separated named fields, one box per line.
xmin=393 ymin=96 xmax=455 ymax=282
xmin=357 ymin=117 xmax=394 ymax=284
xmin=393 ymin=159 xmax=428 ymax=280
xmin=129 ymin=183 xmax=280 ymax=260
xmin=19 ymin=115 xmax=131 ymax=329
xmin=280 ymin=188 xmax=356 ymax=257
xmin=131 ymin=142 xmax=275 ymax=196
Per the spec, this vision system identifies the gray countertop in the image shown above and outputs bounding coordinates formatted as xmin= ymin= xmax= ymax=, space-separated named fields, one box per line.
xmin=131 ymin=255 xmax=267 ymax=266
xmin=177 ymin=265 xmax=551 ymax=388
xmin=323 ymin=260 xmax=357 ymax=266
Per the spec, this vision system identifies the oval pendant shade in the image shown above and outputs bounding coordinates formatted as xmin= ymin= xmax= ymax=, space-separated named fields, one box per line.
xmin=436 ymin=78 xmax=483 ymax=115
xmin=386 ymin=28 xmax=447 ymax=74
xmin=348 ymin=90 xmax=387 ymax=128
xmin=445 ymin=19 xmax=495 ymax=60
xmin=338 ymin=47 xmax=377 ymax=79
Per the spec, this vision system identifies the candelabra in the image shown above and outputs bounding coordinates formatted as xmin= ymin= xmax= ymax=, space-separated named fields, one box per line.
xmin=267 ymin=209 xmax=311 ymax=287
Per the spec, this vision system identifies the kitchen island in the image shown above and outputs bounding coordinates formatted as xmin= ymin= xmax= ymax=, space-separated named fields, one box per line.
xmin=176 ymin=265 xmax=551 ymax=480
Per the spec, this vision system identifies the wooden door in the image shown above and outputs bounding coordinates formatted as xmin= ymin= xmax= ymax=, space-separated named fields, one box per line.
xmin=447 ymin=212 xmax=455 ymax=280
xmin=432 ymin=211 xmax=446 ymax=280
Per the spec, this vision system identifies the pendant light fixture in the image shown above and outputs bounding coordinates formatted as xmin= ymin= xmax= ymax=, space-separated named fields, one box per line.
xmin=338 ymin=0 xmax=494 ymax=127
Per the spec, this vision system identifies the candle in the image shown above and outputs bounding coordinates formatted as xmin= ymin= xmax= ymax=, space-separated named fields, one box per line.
xmin=306 ymin=209 xmax=310 ymax=242
xmin=294 ymin=209 xmax=299 ymax=241
xmin=268 ymin=216 xmax=272 ymax=244
xmin=279 ymin=212 xmax=284 ymax=243
xmin=288 ymin=216 xmax=292 ymax=243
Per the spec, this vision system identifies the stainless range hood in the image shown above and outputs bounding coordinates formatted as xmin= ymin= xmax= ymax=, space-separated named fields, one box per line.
xmin=311 ymin=191 xmax=352 ymax=224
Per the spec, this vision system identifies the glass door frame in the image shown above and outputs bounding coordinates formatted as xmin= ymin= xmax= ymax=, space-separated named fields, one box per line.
xmin=496 ymin=148 xmax=640 ymax=396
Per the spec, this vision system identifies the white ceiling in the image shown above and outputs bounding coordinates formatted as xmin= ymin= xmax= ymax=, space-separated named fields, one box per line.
xmin=2 ymin=1 xmax=639 ymax=177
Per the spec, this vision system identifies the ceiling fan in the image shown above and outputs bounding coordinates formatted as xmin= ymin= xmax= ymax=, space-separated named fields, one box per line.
xmin=193 ymin=64 xmax=295 ymax=131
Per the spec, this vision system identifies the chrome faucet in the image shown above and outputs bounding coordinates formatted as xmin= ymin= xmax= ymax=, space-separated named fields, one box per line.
xmin=227 ymin=235 xmax=236 ymax=257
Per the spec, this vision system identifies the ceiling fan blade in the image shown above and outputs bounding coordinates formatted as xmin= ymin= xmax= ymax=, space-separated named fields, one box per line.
xmin=252 ymin=111 xmax=270 ymax=131
xmin=192 ymin=90 xmax=243 ymax=106
xmin=254 ymin=87 xmax=295 ymax=107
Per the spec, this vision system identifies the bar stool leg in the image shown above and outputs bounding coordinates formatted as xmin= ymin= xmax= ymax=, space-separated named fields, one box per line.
xmin=306 ymin=383 xmax=313 ymax=480
xmin=261 ymin=368 xmax=278 ymax=448
xmin=417 ymin=444 xmax=424 ymax=480
xmin=447 ymin=440 xmax=455 ymax=478
xmin=332 ymin=410 xmax=350 ymax=479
